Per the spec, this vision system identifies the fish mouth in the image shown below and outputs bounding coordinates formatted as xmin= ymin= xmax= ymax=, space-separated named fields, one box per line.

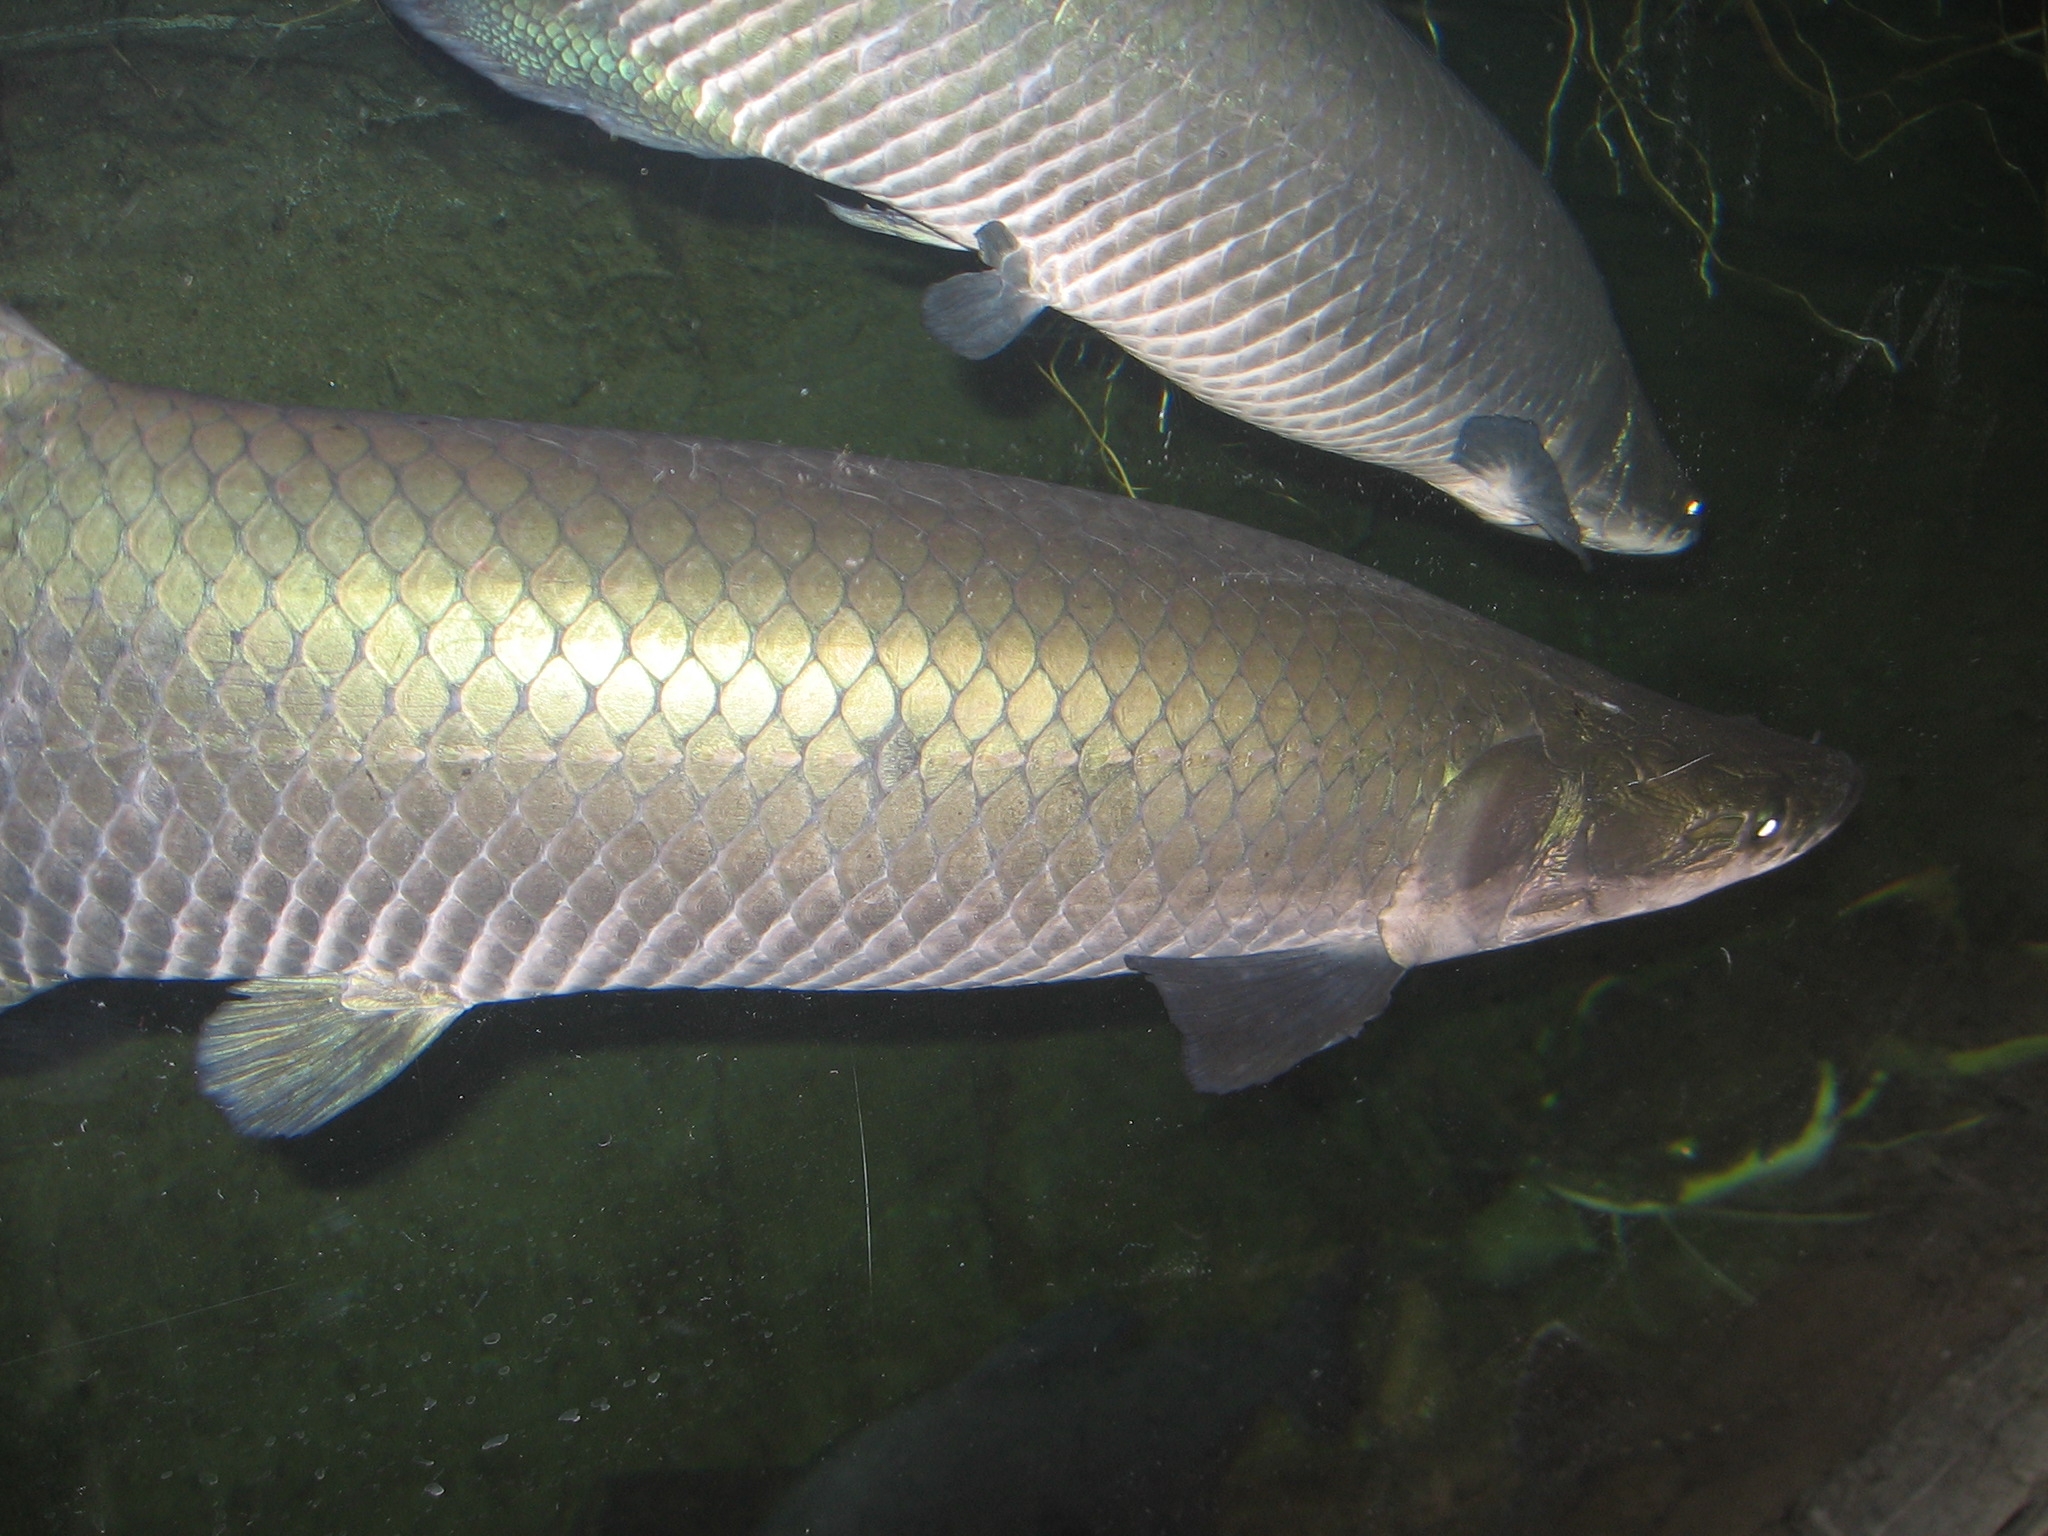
xmin=1579 ymin=453 xmax=1708 ymax=554
xmin=1582 ymin=507 xmax=1703 ymax=556
xmin=1495 ymin=508 xmax=1700 ymax=556
xmin=1499 ymin=737 xmax=1863 ymax=945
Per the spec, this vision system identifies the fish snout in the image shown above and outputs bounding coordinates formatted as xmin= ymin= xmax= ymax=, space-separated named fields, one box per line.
xmin=1780 ymin=744 xmax=1863 ymax=857
xmin=1578 ymin=425 xmax=1706 ymax=555
xmin=1586 ymin=501 xmax=1704 ymax=555
xmin=1578 ymin=479 xmax=1704 ymax=555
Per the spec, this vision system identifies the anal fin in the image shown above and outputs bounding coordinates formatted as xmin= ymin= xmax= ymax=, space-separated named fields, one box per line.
xmin=1454 ymin=415 xmax=1592 ymax=569
xmin=1127 ymin=940 xmax=1405 ymax=1092
xmin=920 ymin=220 xmax=1046 ymax=360
xmin=197 ymin=971 xmax=465 ymax=1137
xmin=820 ymin=197 xmax=965 ymax=251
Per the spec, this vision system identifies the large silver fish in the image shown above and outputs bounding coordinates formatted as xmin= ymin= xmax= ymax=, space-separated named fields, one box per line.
xmin=386 ymin=0 xmax=1706 ymax=562
xmin=0 ymin=308 xmax=1850 ymax=1138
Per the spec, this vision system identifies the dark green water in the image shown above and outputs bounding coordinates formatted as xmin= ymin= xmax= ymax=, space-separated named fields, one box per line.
xmin=0 ymin=2 xmax=2042 ymax=1531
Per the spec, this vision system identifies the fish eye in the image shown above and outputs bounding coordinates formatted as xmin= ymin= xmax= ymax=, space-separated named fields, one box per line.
xmin=1754 ymin=814 xmax=1781 ymax=839
xmin=1683 ymin=498 xmax=1705 ymax=517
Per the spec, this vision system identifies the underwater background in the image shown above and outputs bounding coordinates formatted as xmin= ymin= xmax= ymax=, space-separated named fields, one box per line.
xmin=0 ymin=0 xmax=2042 ymax=1530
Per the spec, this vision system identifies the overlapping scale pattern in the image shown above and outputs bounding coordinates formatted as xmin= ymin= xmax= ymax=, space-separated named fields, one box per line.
xmin=389 ymin=0 xmax=1697 ymax=551
xmin=0 ymin=338 xmax=1536 ymax=1007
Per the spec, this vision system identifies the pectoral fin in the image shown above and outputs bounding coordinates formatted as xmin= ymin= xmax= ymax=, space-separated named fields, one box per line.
xmin=820 ymin=198 xmax=965 ymax=251
xmin=1454 ymin=415 xmax=1591 ymax=569
xmin=196 ymin=972 xmax=465 ymax=1137
xmin=1127 ymin=940 xmax=1405 ymax=1092
xmin=920 ymin=220 xmax=1046 ymax=359
xmin=1378 ymin=735 xmax=1577 ymax=965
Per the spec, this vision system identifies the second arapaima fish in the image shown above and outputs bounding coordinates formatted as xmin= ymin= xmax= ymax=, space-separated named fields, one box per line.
xmin=388 ymin=0 xmax=1706 ymax=562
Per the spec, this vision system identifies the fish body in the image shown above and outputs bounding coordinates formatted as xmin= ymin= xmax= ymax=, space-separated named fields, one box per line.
xmin=387 ymin=0 xmax=1703 ymax=557
xmin=0 ymin=310 xmax=1851 ymax=1136
xmin=759 ymin=1257 xmax=1368 ymax=1534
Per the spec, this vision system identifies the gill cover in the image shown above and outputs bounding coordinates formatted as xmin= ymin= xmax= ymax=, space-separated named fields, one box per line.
xmin=1379 ymin=680 xmax=1863 ymax=974
xmin=1378 ymin=737 xmax=1585 ymax=967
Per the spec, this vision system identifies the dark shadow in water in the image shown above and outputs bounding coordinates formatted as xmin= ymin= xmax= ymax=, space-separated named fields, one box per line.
xmin=955 ymin=328 xmax=1068 ymax=423
xmin=568 ymin=1467 xmax=794 ymax=1536
xmin=280 ymin=973 xmax=1172 ymax=1185
xmin=0 ymin=968 xmax=1173 ymax=1185
xmin=569 ymin=1254 xmax=1374 ymax=1536
xmin=1495 ymin=1325 xmax=1644 ymax=1536
xmin=0 ymin=978 xmax=225 ymax=1077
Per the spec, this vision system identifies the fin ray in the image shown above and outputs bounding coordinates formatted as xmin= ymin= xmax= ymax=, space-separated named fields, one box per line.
xmin=920 ymin=220 xmax=1046 ymax=359
xmin=1127 ymin=940 xmax=1404 ymax=1092
xmin=1455 ymin=414 xmax=1591 ymax=568
xmin=820 ymin=198 xmax=965 ymax=250
xmin=196 ymin=972 xmax=464 ymax=1137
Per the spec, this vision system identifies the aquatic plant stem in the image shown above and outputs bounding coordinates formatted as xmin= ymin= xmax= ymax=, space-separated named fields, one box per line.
xmin=1659 ymin=1215 xmax=1757 ymax=1306
xmin=1038 ymin=344 xmax=1139 ymax=498
xmin=1543 ymin=1 xmax=1584 ymax=177
xmin=1565 ymin=0 xmax=1905 ymax=367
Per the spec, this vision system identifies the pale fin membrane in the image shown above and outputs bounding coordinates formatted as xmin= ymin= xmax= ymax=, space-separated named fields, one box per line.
xmin=1126 ymin=940 xmax=1406 ymax=1092
xmin=920 ymin=220 xmax=1046 ymax=359
xmin=1454 ymin=415 xmax=1591 ymax=568
xmin=196 ymin=972 xmax=466 ymax=1137
xmin=820 ymin=197 xmax=965 ymax=250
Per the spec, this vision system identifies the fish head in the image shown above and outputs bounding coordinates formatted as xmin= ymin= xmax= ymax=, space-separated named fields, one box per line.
xmin=1536 ymin=698 xmax=1861 ymax=932
xmin=1379 ymin=689 xmax=1860 ymax=965
xmin=1446 ymin=406 xmax=1705 ymax=556
xmin=1574 ymin=417 xmax=1705 ymax=555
